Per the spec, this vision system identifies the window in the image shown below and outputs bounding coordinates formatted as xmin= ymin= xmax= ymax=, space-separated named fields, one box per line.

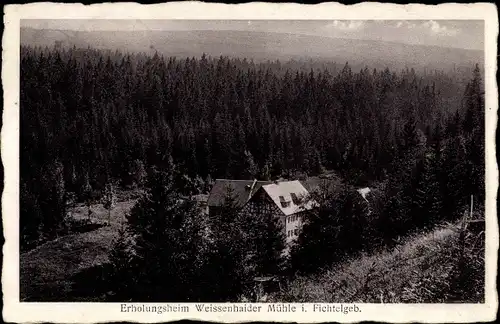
xmin=291 ymin=192 xmax=300 ymax=205
xmin=279 ymin=195 xmax=290 ymax=208
xmin=294 ymin=229 xmax=298 ymax=236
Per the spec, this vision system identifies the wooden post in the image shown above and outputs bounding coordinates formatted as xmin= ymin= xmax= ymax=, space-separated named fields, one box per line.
xmin=461 ymin=195 xmax=473 ymax=234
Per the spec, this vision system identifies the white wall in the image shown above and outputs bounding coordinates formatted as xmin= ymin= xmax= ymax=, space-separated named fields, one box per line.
xmin=284 ymin=212 xmax=304 ymax=244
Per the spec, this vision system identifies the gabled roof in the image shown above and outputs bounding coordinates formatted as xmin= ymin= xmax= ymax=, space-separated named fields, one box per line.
xmin=260 ymin=180 xmax=317 ymax=216
xmin=207 ymin=179 xmax=273 ymax=207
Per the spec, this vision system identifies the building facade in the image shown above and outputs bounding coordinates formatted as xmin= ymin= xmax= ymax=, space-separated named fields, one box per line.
xmin=207 ymin=179 xmax=317 ymax=246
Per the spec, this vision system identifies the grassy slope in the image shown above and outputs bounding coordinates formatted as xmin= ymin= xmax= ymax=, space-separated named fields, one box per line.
xmin=20 ymin=200 xmax=136 ymax=301
xmin=274 ymin=223 xmax=484 ymax=303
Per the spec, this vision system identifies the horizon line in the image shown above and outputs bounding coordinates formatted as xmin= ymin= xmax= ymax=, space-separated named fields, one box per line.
xmin=20 ymin=26 xmax=484 ymax=52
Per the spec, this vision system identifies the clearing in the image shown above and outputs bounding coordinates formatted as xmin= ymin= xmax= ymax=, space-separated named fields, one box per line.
xmin=20 ymin=200 xmax=136 ymax=301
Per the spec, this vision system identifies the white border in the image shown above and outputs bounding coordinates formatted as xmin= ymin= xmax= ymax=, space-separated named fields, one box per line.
xmin=2 ymin=2 xmax=498 ymax=323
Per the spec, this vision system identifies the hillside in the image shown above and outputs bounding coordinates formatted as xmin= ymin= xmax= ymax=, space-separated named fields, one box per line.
xmin=21 ymin=191 xmax=484 ymax=303
xmin=20 ymin=200 xmax=135 ymax=301
xmin=271 ymin=222 xmax=484 ymax=303
xmin=20 ymin=28 xmax=483 ymax=71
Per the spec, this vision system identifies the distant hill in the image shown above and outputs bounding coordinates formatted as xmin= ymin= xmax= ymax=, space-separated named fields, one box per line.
xmin=21 ymin=28 xmax=483 ymax=70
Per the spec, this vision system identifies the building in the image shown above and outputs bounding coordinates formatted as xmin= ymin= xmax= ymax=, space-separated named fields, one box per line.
xmin=240 ymin=180 xmax=317 ymax=244
xmin=207 ymin=179 xmax=318 ymax=245
xmin=206 ymin=179 xmax=273 ymax=215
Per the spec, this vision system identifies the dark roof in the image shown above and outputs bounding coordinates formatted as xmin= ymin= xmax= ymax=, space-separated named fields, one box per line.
xmin=207 ymin=179 xmax=273 ymax=207
xmin=301 ymin=176 xmax=342 ymax=193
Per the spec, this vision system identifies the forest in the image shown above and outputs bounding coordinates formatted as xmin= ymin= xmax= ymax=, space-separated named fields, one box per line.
xmin=20 ymin=44 xmax=484 ymax=301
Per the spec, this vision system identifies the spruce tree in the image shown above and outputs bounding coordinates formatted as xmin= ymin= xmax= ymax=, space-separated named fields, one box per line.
xmin=103 ymin=182 xmax=116 ymax=225
xmin=410 ymin=151 xmax=443 ymax=230
xmin=402 ymin=114 xmax=418 ymax=152
xmin=20 ymin=182 xmax=43 ymax=250
xmin=244 ymin=150 xmax=258 ymax=180
xmin=442 ymin=136 xmax=468 ymax=220
xmin=204 ymin=185 xmax=249 ymax=301
xmin=251 ymin=211 xmax=286 ymax=277
xmin=39 ymin=160 xmax=67 ymax=239
xmin=109 ymin=167 xmax=207 ymax=301
xmin=129 ymin=159 xmax=147 ymax=189
xmin=82 ymin=172 xmax=93 ymax=221
xmin=291 ymin=184 xmax=349 ymax=274
xmin=464 ymin=65 xmax=485 ymax=202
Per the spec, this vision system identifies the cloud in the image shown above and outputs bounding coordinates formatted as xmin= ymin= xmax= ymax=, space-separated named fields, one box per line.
xmin=392 ymin=20 xmax=459 ymax=36
xmin=421 ymin=20 xmax=459 ymax=36
xmin=326 ymin=20 xmax=365 ymax=31
xmin=394 ymin=20 xmax=417 ymax=29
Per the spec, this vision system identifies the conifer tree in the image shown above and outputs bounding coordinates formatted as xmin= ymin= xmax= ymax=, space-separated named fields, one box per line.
xmin=426 ymin=150 xmax=443 ymax=226
xmin=410 ymin=153 xmax=442 ymax=229
xmin=110 ymin=167 xmax=207 ymax=301
xmin=258 ymin=161 xmax=272 ymax=181
xmin=244 ymin=150 xmax=258 ymax=179
xmin=251 ymin=212 xmax=286 ymax=277
xmin=402 ymin=114 xmax=418 ymax=152
xmin=82 ymin=172 xmax=93 ymax=221
xmin=39 ymin=160 xmax=67 ymax=238
xmin=20 ymin=182 xmax=42 ymax=250
xmin=202 ymin=185 xmax=252 ymax=300
xmin=463 ymin=64 xmax=485 ymax=202
xmin=291 ymin=184 xmax=355 ymax=273
xmin=107 ymin=224 xmax=137 ymax=301
xmin=442 ymin=136 xmax=468 ymax=220
xmin=103 ymin=182 xmax=116 ymax=225
xmin=129 ymin=159 xmax=147 ymax=189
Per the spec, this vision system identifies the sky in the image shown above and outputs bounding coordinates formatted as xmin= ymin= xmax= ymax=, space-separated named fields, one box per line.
xmin=21 ymin=19 xmax=484 ymax=51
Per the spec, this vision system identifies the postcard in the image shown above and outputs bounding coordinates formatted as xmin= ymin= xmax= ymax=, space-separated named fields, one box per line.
xmin=2 ymin=2 xmax=498 ymax=323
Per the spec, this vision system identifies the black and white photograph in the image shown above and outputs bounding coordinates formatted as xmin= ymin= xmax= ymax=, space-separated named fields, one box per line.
xmin=2 ymin=2 xmax=498 ymax=323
